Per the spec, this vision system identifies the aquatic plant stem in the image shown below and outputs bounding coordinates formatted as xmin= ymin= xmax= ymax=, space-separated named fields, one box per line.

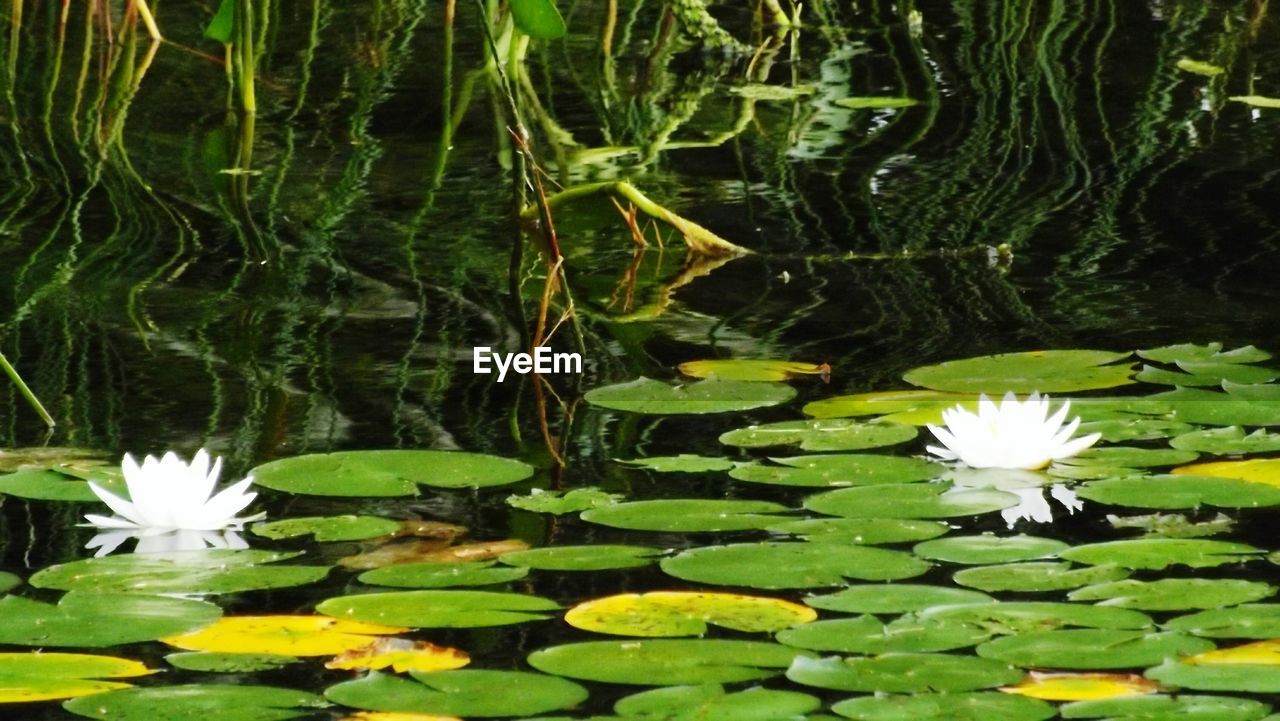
xmin=0 ymin=350 xmax=55 ymax=428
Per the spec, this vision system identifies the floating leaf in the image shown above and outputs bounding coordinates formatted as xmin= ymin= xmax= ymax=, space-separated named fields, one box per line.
xmin=976 ymin=629 xmax=1213 ymax=669
xmin=661 ymin=542 xmax=930 ymax=589
xmin=161 ymin=616 xmax=406 ymax=656
xmin=0 ymin=592 xmax=220 ymax=647
xmin=326 ymin=670 xmax=585 ymax=717
xmin=0 ymin=469 xmax=104 ymax=502
xmin=803 ymin=390 xmax=974 ymax=422
xmin=805 ymin=483 xmax=1020 ymax=519
xmin=165 ymin=652 xmax=297 ymax=673
xmin=0 ymin=572 xmax=17 ymax=594
xmin=1136 ymin=361 xmax=1280 ymax=387
xmin=358 ymin=561 xmax=529 ymax=588
xmin=777 ymin=614 xmax=991 ymax=654
xmin=953 ymin=562 xmax=1131 ymax=593
xmin=584 ymin=377 xmax=795 ymax=415
xmin=678 ymin=359 xmax=828 ymax=382
xmin=787 ymin=653 xmax=1024 ymax=693
xmin=1078 ymin=417 xmax=1193 ymax=442
xmin=1230 ymin=95 xmax=1280 ymax=109
xmin=766 ymin=517 xmax=949 ymax=544
xmin=921 ymin=602 xmax=1153 ymax=634
xmin=30 ymin=550 xmax=330 ymax=595
xmin=617 ymin=455 xmax=736 ymax=472
xmin=0 ymin=653 xmax=153 ymax=703
xmin=1107 ymin=512 xmax=1235 ymax=538
xmin=1140 ymin=344 xmax=1272 ymax=364
xmin=831 ymin=692 xmax=1054 ymax=721
xmin=63 ymin=684 xmax=327 ymax=721
xmin=729 ymin=84 xmax=818 ymax=100
xmin=252 ymin=515 xmax=400 ymax=542
xmin=613 ymin=684 xmax=819 ymax=721
xmin=510 ymin=0 xmax=566 ymax=40
xmin=1151 ymin=387 xmax=1280 ymax=426
xmin=507 ymin=487 xmax=622 ymax=514
xmin=720 ymin=419 xmax=916 ymax=452
xmin=914 ymin=535 xmax=1067 ymax=565
xmin=1061 ymin=538 xmax=1264 ymax=570
xmin=498 ymin=545 xmax=662 ymax=571
xmin=316 ymin=590 xmax=559 ymax=628
xmin=325 ymin=638 xmax=470 ymax=673
xmin=251 ymin=451 xmax=534 ymax=497
xmin=1166 ymin=605 xmax=1280 ymax=639
xmin=1187 ymin=639 xmax=1280 ymax=666
xmin=1174 ymin=458 xmax=1280 ymax=487
xmin=730 ymin=454 xmax=941 ymax=488
xmin=565 ymin=591 xmax=815 ymax=636
xmin=1147 ymin=656 xmax=1280 ymax=692
xmin=903 ymin=350 xmax=1134 ymax=394
xmin=1068 ymin=579 xmax=1276 ymax=611
xmin=1062 ymin=447 xmax=1199 ymax=468
xmin=835 ymin=96 xmax=919 ymax=109
xmin=1171 ymin=427 xmax=1280 ymax=455
xmin=1079 ymin=474 xmax=1280 ymax=509
xmin=527 ymin=640 xmax=808 ymax=685
xmin=1002 ymin=671 xmax=1160 ymax=701
xmin=1176 ymin=58 xmax=1227 ymax=76
xmin=1060 ymin=693 xmax=1272 ymax=720
xmin=805 ymin=584 xmax=993 ymax=614
xmin=582 ymin=499 xmax=791 ymax=532
xmin=338 ymin=539 xmax=528 ymax=571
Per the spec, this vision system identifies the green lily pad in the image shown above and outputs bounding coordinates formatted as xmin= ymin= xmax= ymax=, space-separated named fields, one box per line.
xmin=498 ymin=545 xmax=662 ymax=571
xmin=0 ymin=572 xmax=18 ymax=593
xmin=1078 ymin=417 xmax=1195 ymax=442
xmin=0 ymin=469 xmax=103 ymax=502
xmin=975 ymin=629 xmax=1214 ymax=669
xmin=1079 ymin=475 xmax=1280 ymax=509
xmin=1061 ymin=538 xmax=1264 ymax=570
xmin=165 ymin=653 xmax=298 ymax=673
xmin=1152 ymin=387 xmax=1280 ymax=426
xmin=730 ymin=454 xmax=941 ymax=488
xmin=1138 ymin=360 xmax=1280 ymax=387
xmin=63 ymin=684 xmax=326 ymax=721
xmin=952 ymin=562 xmax=1132 ymax=593
xmin=921 ymin=602 xmax=1154 ymax=633
xmin=250 ymin=450 xmax=535 ymax=497
xmin=777 ymin=614 xmax=992 ymax=654
xmin=832 ymin=692 xmax=1055 ymax=721
xmin=582 ymin=500 xmax=791 ymax=532
xmin=719 ymin=419 xmax=917 ymax=452
xmin=1061 ymin=693 xmax=1271 ymax=721
xmin=316 ymin=590 xmax=559 ymax=628
xmin=787 ymin=653 xmax=1023 ymax=693
xmin=1068 ymin=579 xmax=1276 ymax=611
xmin=766 ymin=517 xmax=949 ymax=544
xmin=805 ymin=584 xmax=993 ymax=614
xmin=251 ymin=515 xmax=400 ymax=542
xmin=617 ymin=455 xmax=736 ymax=472
xmin=0 ymin=592 xmax=220 ymax=647
xmin=325 ymin=669 xmax=587 ymax=717
xmin=0 ymin=653 xmax=153 ymax=703
xmin=613 ymin=684 xmax=819 ymax=721
xmin=802 ymin=390 xmax=974 ymax=421
xmin=1108 ymin=512 xmax=1236 ymax=539
xmin=1166 ymin=605 xmax=1280 ymax=639
xmin=913 ymin=535 xmax=1068 ymax=565
xmin=29 ymin=550 xmax=330 ymax=595
xmin=1172 ymin=427 xmax=1280 ymax=455
xmin=1062 ymin=447 xmax=1199 ymax=468
xmin=1139 ymin=343 xmax=1272 ymax=365
xmin=805 ymin=483 xmax=1020 ymax=519
xmin=1147 ymin=657 xmax=1280 ymax=693
xmin=527 ymin=640 xmax=809 ymax=685
xmin=661 ymin=542 xmax=930 ymax=589
xmin=903 ymin=350 xmax=1134 ymax=394
xmin=507 ymin=487 xmax=623 ymax=514
xmin=584 ymin=378 xmax=796 ymax=415
xmin=358 ymin=561 xmax=530 ymax=588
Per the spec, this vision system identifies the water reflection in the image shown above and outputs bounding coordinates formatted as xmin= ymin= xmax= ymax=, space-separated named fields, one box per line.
xmin=85 ymin=528 xmax=249 ymax=558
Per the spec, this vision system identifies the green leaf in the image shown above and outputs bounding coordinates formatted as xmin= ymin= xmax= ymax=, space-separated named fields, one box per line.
xmin=1069 ymin=578 xmax=1275 ymax=611
xmin=802 ymin=390 xmax=973 ymax=421
xmin=1061 ymin=446 xmax=1199 ymax=468
xmin=804 ymin=483 xmax=1020 ymax=519
xmin=358 ymin=561 xmax=530 ymax=588
xmin=835 ymin=96 xmax=919 ymax=109
xmin=582 ymin=499 xmax=791 ymax=532
xmin=766 ymin=517 xmax=949 ymax=544
xmin=251 ymin=450 xmax=534 ymax=497
xmin=617 ymin=455 xmax=736 ymax=472
xmin=1061 ymin=694 xmax=1271 ymax=721
xmin=1078 ymin=417 xmax=1194 ymax=442
xmin=952 ymin=562 xmax=1131 ymax=593
xmin=204 ymin=0 xmax=235 ymax=43
xmin=528 ymin=640 xmax=808 ymax=685
xmin=567 ymin=591 xmax=815 ymax=636
xmin=165 ymin=653 xmax=297 ymax=673
xmin=661 ymin=542 xmax=930 ymax=589
xmin=1139 ymin=343 xmax=1272 ymax=364
xmin=0 ymin=469 xmax=105 ymax=502
xmin=720 ymin=419 xmax=917 ymax=451
xmin=678 ymin=359 xmax=828 ymax=381
xmin=251 ymin=515 xmax=400 ymax=542
xmin=0 ymin=572 xmax=18 ymax=593
xmin=1147 ymin=657 xmax=1280 ymax=692
xmin=975 ymin=629 xmax=1213 ymax=669
xmin=921 ymin=602 xmax=1154 ymax=633
xmin=729 ymin=84 xmax=818 ymax=99
xmin=614 ymin=684 xmax=819 ymax=721
xmin=903 ymin=350 xmax=1134 ymax=394
xmin=510 ymin=0 xmax=567 ymax=40
xmin=64 ymin=684 xmax=327 ymax=721
xmin=30 ymin=550 xmax=330 ymax=595
xmin=1108 ymin=512 xmax=1236 ymax=539
xmin=0 ymin=653 xmax=153 ymax=703
xmin=786 ymin=653 xmax=1023 ymax=693
xmin=584 ymin=377 xmax=796 ymax=415
xmin=832 ymin=692 xmax=1055 ymax=721
xmin=1166 ymin=605 xmax=1280 ymax=639
xmin=316 ymin=590 xmax=559 ymax=628
xmin=507 ymin=487 xmax=623 ymax=514
xmin=0 ymin=592 xmax=220 ymax=647
xmin=729 ymin=454 xmax=941 ymax=488
xmin=1136 ymin=361 xmax=1280 ymax=387
xmin=1151 ymin=387 xmax=1280 ymax=426
xmin=805 ymin=584 xmax=993 ymax=614
xmin=1060 ymin=538 xmax=1263 ymax=570
xmin=913 ymin=535 xmax=1067 ymax=565
xmin=1230 ymin=95 xmax=1280 ymax=109
xmin=498 ymin=545 xmax=662 ymax=571
xmin=325 ymin=669 xmax=586 ymax=717
xmin=1079 ymin=474 xmax=1280 ymax=509
xmin=1176 ymin=58 xmax=1227 ymax=76
xmin=777 ymin=614 xmax=991 ymax=654
xmin=1171 ymin=426 xmax=1280 ymax=455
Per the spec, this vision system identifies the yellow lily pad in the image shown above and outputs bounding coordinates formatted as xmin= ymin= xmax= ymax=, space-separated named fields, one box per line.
xmin=1188 ymin=640 xmax=1280 ymax=665
xmin=0 ymin=652 xmax=155 ymax=703
xmin=161 ymin=615 xmax=407 ymax=656
xmin=326 ymin=638 xmax=470 ymax=673
xmin=565 ymin=591 xmax=816 ymax=637
xmin=678 ymin=359 xmax=829 ymax=382
xmin=803 ymin=390 xmax=977 ymax=425
xmin=1000 ymin=671 xmax=1160 ymax=701
xmin=343 ymin=714 xmax=462 ymax=721
xmin=1172 ymin=459 xmax=1280 ymax=487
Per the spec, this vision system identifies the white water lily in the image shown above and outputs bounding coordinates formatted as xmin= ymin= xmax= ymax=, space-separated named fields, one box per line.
xmin=1001 ymin=483 xmax=1084 ymax=528
xmin=83 ymin=449 xmax=264 ymax=534
xmin=926 ymin=392 xmax=1101 ymax=469
xmin=86 ymin=528 xmax=249 ymax=557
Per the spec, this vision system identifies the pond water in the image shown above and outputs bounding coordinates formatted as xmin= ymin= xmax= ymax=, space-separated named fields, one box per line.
xmin=4 ymin=0 xmax=1280 ymax=719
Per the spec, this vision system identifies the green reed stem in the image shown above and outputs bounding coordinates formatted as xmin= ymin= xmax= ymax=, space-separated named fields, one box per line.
xmin=0 ymin=350 xmax=55 ymax=428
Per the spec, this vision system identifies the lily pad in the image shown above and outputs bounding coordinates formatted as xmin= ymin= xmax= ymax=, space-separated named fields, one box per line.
xmin=358 ymin=561 xmax=530 ymax=588
xmin=160 ymin=616 xmax=405 ymax=656
xmin=1078 ymin=417 xmax=1194 ymax=442
xmin=777 ymin=614 xmax=992 ymax=654
xmin=316 ymin=590 xmax=559 ymax=628
xmin=805 ymin=584 xmax=993 ymax=614
xmin=766 ymin=517 xmax=949 ymax=544
xmin=1136 ymin=362 xmax=1280 ymax=387
xmin=1062 ymin=447 xmax=1199 ymax=468
xmin=903 ymin=350 xmax=1134 ymax=394
xmin=582 ymin=499 xmax=791 ymax=532
xmin=565 ymin=591 xmax=816 ymax=636
xmin=325 ymin=670 xmax=587 ymax=717
xmin=831 ymin=692 xmax=1054 ymax=721
xmin=508 ymin=487 xmax=623 ymax=514
xmin=617 ymin=455 xmax=736 ymax=473
xmin=803 ymin=390 xmax=974 ymax=422
xmin=251 ymin=450 xmax=534 ymax=497
xmin=1175 ymin=458 xmax=1280 ymax=486
xmin=1003 ymin=672 xmax=1161 ymax=702
xmin=1068 ymin=579 xmax=1276 ymax=611
xmin=165 ymin=652 xmax=298 ymax=673
xmin=1079 ymin=475 xmax=1280 ymax=509
xmin=1166 ymin=605 xmax=1280 ymax=639
xmin=1139 ymin=343 xmax=1271 ymax=365
xmin=0 ymin=592 xmax=220 ymax=647
xmin=952 ymin=562 xmax=1132 ymax=593
xmin=251 ymin=515 xmax=400 ymax=542
xmin=786 ymin=653 xmax=1024 ymax=693
xmin=805 ymin=483 xmax=1020 ymax=519
xmin=678 ymin=359 xmax=828 ymax=382
xmin=64 ymin=684 xmax=328 ymax=721
xmin=498 ymin=545 xmax=662 ymax=571
xmin=1147 ymin=657 xmax=1280 ymax=692
xmin=527 ymin=640 xmax=808 ymax=685
xmin=584 ymin=377 xmax=796 ymax=415
xmin=730 ymin=454 xmax=941 ymax=488
xmin=921 ymin=602 xmax=1154 ymax=633
xmin=913 ymin=535 xmax=1068 ymax=565
xmin=29 ymin=550 xmax=330 ymax=595
xmin=720 ymin=419 xmax=917 ymax=452
xmin=1061 ymin=538 xmax=1263 ymax=570
xmin=1061 ymin=694 xmax=1271 ymax=721
xmin=0 ymin=572 xmax=18 ymax=593
xmin=0 ymin=653 xmax=153 ymax=703
xmin=613 ymin=684 xmax=820 ymax=721
xmin=0 ymin=469 xmax=102 ymax=502
xmin=1171 ymin=427 xmax=1280 ymax=455
xmin=661 ymin=542 xmax=930 ymax=589
xmin=975 ymin=629 xmax=1214 ymax=669
xmin=1151 ymin=387 xmax=1280 ymax=426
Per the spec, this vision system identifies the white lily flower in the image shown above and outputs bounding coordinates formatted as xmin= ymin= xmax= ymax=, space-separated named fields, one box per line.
xmin=86 ymin=528 xmax=249 ymax=557
xmin=82 ymin=449 xmax=264 ymax=534
xmin=926 ymin=392 xmax=1101 ymax=469
xmin=1001 ymin=483 xmax=1084 ymax=528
